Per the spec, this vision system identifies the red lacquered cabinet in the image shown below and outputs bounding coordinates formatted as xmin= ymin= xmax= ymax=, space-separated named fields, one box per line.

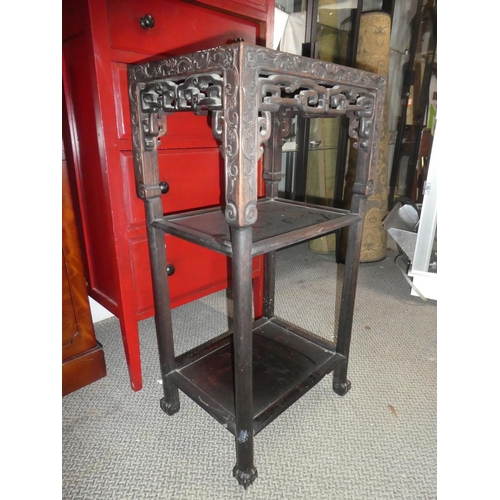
xmin=62 ymin=0 xmax=274 ymax=391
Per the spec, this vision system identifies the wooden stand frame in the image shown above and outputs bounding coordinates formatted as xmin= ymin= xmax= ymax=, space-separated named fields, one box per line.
xmin=128 ymin=42 xmax=385 ymax=488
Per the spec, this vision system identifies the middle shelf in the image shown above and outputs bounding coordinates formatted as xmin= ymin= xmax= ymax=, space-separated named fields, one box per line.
xmin=152 ymin=197 xmax=361 ymax=257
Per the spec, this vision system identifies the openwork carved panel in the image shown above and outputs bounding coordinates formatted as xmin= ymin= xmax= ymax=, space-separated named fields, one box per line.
xmin=128 ymin=42 xmax=385 ymax=226
xmin=140 ymin=75 xmax=224 ymax=114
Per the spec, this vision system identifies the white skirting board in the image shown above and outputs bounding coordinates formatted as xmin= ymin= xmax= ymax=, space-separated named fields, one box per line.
xmin=89 ymin=298 xmax=114 ymax=323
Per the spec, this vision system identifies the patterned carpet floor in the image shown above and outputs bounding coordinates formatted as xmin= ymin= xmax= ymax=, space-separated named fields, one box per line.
xmin=62 ymin=242 xmax=437 ymax=499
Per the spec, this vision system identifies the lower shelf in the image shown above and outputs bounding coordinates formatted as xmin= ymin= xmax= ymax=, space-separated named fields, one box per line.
xmin=169 ymin=317 xmax=345 ymax=436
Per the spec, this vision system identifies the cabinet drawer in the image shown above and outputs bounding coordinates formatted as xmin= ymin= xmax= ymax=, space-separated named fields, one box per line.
xmin=106 ymin=0 xmax=259 ymax=55
xmin=120 ymin=149 xmax=224 ymax=230
xmin=112 ymin=61 xmax=218 ymax=148
xmin=131 ymin=235 xmax=229 ymax=314
xmin=188 ymin=0 xmax=269 ymax=22
xmin=130 ymin=235 xmax=261 ymax=315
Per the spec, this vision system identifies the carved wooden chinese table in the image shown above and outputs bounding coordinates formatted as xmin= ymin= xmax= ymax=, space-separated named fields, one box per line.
xmin=128 ymin=41 xmax=385 ymax=488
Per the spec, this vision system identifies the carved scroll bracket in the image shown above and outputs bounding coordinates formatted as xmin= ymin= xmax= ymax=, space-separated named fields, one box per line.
xmin=140 ymin=74 xmax=223 ymax=115
xmin=278 ymin=114 xmax=294 ymax=145
xmin=142 ymin=112 xmax=168 ymax=151
xmin=257 ymin=111 xmax=272 ymax=158
xmin=346 ymin=93 xmax=374 ymax=150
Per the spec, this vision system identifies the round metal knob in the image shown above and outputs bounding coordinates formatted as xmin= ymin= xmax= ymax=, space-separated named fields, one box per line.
xmin=159 ymin=181 xmax=169 ymax=194
xmin=166 ymin=264 xmax=175 ymax=276
xmin=140 ymin=14 xmax=155 ymax=29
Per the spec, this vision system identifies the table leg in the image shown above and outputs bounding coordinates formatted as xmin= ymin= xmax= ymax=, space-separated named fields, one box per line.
xmin=145 ymin=198 xmax=180 ymax=415
xmin=333 ymin=207 xmax=365 ymax=396
xmin=230 ymin=225 xmax=258 ymax=488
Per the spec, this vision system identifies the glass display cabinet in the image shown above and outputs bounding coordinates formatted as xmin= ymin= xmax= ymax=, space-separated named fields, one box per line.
xmin=275 ymin=0 xmax=387 ymax=254
xmin=388 ymin=0 xmax=437 ymax=208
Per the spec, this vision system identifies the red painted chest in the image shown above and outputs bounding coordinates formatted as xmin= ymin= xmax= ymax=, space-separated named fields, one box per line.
xmin=62 ymin=0 xmax=274 ymax=391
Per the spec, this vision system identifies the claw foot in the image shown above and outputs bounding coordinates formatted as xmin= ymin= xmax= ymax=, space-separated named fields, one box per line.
xmin=333 ymin=379 xmax=351 ymax=396
xmin=160 ymin=397 xmax=180 ymax=416
xmin=233 ymin=465 xmax=258 ymax=489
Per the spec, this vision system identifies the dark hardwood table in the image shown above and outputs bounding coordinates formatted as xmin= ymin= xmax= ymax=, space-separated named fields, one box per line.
xmin=128 ymin=41 xmax=385 ymax=488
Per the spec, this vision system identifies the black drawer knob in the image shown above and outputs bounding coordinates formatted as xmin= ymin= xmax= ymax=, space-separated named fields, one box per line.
xmin=159 ymin=181 xmax=169 ymax=194
xmin=166 ymin=264 xmax=175 ymax=276
xmin=140 ymin=14 xmax=155 ymax=29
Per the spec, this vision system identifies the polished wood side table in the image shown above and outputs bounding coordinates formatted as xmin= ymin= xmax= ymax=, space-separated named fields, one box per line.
xmin=128 ymin=41 xmax=385 ymax=488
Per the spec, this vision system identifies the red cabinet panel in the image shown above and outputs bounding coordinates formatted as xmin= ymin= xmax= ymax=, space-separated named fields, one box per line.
xmin=120 ymin=149 xmax=225 ymax=230
xmin=63 ymin=32 xmax=119 ymax=303
xmin=130 ymin=236 xmax=231 ymax=315
xmin=130 ymin=236 xmax=261 ymax=316
xmin=184 ymin=0 xmax=272 ymax=25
